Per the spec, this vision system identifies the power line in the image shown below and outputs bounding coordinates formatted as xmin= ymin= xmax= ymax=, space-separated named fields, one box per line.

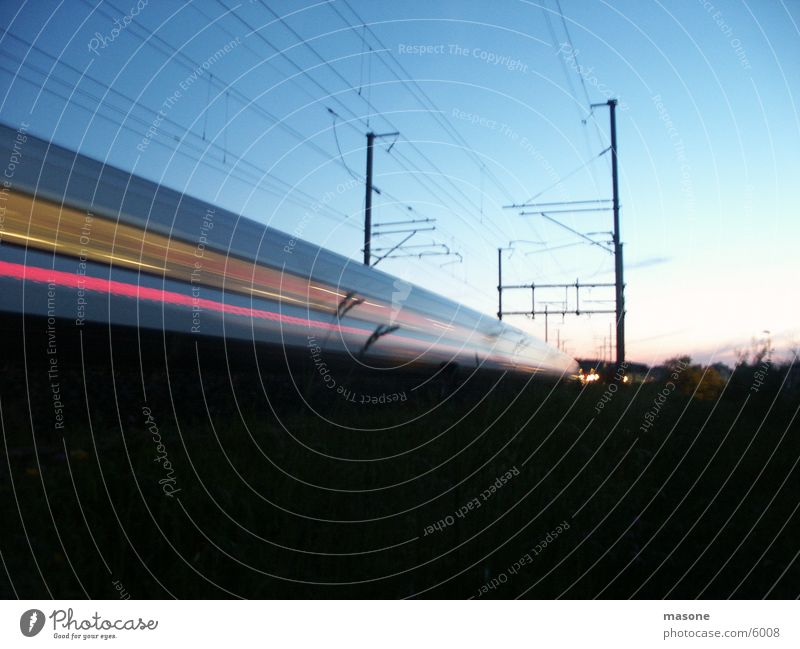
xmin=346 ymin=3 xmax=514 ymax=203
xmin=512 ymin=146 xmax=610 ymax=206
xmin=327 ymin=108 xmax=361 ymax=182
xmin=544 ymin=3 xmax=580 ymax=110
xmin=203 ymin=1 xmax=466 ymax=240
xmin=224 ymin=0 xmax=371 ymax=130
xmin=204 ymin=2 xmax=465 ymax=232
xmin=241 ymin=0 xmax=513 ymax=245
xmin=0 ymin=34 xmax=352 ymax=219
xmin=0 ymin=48 xmax=357 ymax=226
xmin=91 ymin=4 xmax=513 ymax=296
xmin=3 ymin=4 xmax=498 ymax=308
xmin=80 ymin=0 xmax=472 ymax=242
xmin=318 ymin=111 xmax=495 ymax=266
xmin=552 ymin=0 xmax=611 ymax=173
xmin=91 ymin=0 xmax=369 ymax=182
xmin=331 ymin=0 xmax=516 ymax=203
xmin=542 ymin=0 xmax=598 ymax=188
xmin=254 ymin=0 xmax=378 ymax=112
xmin=554 ymin=0 xmax=592 ymax=111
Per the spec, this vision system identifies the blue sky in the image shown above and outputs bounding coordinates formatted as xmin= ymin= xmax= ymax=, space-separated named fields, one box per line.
xmin=1 ymin=0 xmax=798 ymax=363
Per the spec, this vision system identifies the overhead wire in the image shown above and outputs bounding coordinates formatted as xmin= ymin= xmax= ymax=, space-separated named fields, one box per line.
xmin=307 ymin=2 xmax=609 ymax=327
xmin=542 ymin=0 xmax=599 ymax=189
xmin=90 ymin=0 xmax=371 ymax=185
xmin=550 ymin=0 xmax=615 ymax=284
xmin=32 ymin=2 xmax=530 ymax=300
xmin=519 ymin=146 xmax=610 ymax=205
xmin=331 ymin=0 xmax=517 ymax=203
xmin=328 ymin=109 xmax=361 ymax=182
xmin=199 ymin=1 xmax=447 ymax=227
xmin=81 ymin=0 xmax=475 ymax=248
xmin=240 ymin=0 xmax=512 ymax=245
xmin=14 ymin=0 xmax=620 ymax=322
xmin=0 ymin=40 xmax=359 ymax=226
xmin=216 ymin=2 xmax=503 ymax=261
xmin=220 ymin=0 xmax=370 ymax=130
xmin=552 ymin=0 xmax=611 ymax=172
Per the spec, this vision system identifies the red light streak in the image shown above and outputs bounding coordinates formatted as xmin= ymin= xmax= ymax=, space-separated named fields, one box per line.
xmin=0 ymin=260 xmax=371 ymax=336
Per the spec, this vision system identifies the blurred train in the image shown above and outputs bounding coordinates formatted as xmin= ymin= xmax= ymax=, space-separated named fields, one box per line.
xmin=0 ymin=124 xmax=577 ymax=378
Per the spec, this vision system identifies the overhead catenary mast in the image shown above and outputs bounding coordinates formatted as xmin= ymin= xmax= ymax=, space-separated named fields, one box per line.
xmin=591 ymin=99 xmax=625 ymax=372
xmin=363 ymin=130 xmax=398 ymax=265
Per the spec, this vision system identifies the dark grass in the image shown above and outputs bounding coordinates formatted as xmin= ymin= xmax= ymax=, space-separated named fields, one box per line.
xmin=0 ymin=317 xmax=798 ymax=599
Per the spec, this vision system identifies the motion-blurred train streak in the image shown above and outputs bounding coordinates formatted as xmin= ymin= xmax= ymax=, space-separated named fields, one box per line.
xmin=0 ymin=124 xmax=577 ymax=378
